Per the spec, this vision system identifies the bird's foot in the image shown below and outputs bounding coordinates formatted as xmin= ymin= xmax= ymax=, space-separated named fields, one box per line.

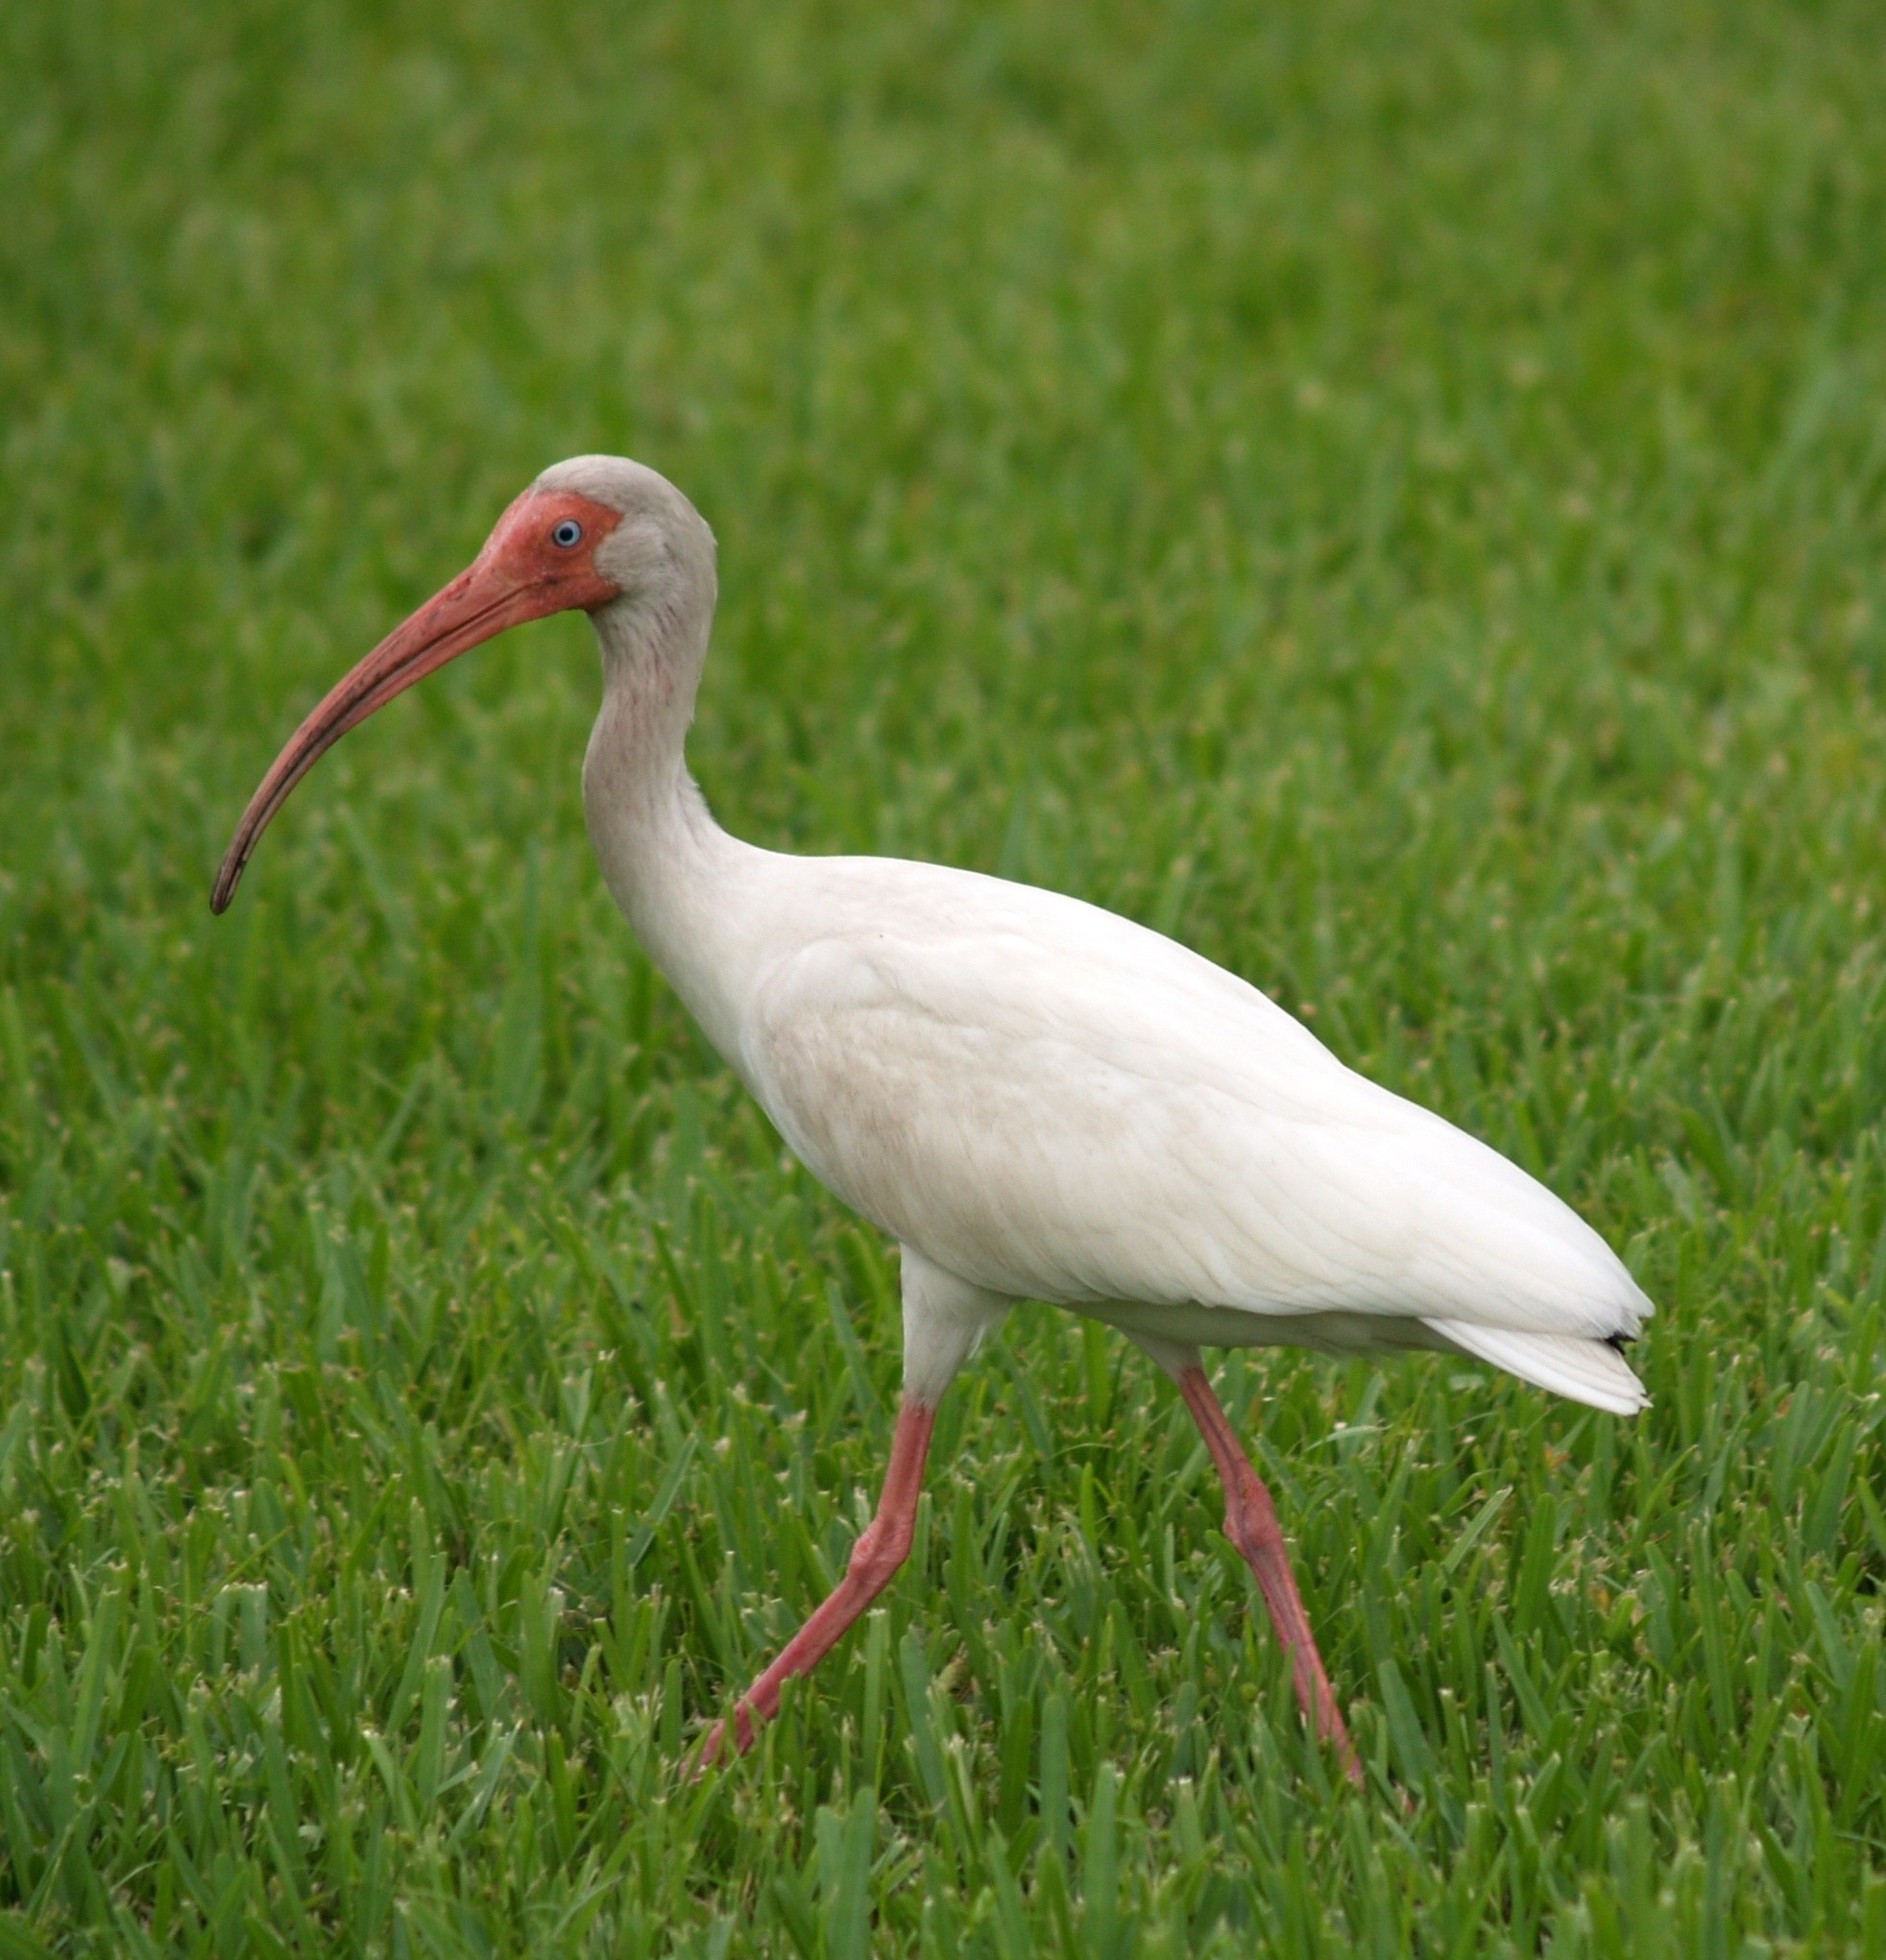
xmin=689 ymin=1703 xmax=757 ymax=1779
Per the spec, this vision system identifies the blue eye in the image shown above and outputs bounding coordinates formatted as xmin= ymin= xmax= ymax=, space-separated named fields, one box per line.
xmin=551 ymin=519 xmax=583 ymax=548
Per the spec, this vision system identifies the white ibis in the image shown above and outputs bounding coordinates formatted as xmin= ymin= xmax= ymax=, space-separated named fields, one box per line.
xmin=213 ymin=457 xmax=1652 ymax=1785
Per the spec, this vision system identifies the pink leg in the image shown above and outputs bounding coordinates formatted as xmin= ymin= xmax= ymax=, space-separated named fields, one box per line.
xmin=695 ymin=1398 xmax=936 ymax=1768
xmin=1175 ymin=1366 xmax=1365 ymax=1789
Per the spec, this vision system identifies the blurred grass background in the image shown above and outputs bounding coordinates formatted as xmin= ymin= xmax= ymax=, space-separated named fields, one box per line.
xmin=4 ymin=0 xmax=1886 ymax=1952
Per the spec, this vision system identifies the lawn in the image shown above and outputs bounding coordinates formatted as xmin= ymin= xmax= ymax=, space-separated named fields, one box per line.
xmin=4 ymin=0 xmax=1886 ymax=1951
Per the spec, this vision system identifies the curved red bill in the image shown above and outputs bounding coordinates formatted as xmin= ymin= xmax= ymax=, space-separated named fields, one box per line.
xmin=210 ymin=491 xmax=619 ymax=913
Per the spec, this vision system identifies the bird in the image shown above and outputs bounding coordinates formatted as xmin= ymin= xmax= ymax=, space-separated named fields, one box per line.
xmin=212 ymin=455 xmax=1653 ymax=1786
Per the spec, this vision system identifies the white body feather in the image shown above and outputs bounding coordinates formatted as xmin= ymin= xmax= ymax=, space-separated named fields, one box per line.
xmin=743 ymin=858 xmax=1649 ymax=1413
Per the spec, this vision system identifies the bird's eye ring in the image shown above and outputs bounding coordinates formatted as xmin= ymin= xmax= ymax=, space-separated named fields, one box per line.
xmin=551 ymin=519 xmax=583 ymax=548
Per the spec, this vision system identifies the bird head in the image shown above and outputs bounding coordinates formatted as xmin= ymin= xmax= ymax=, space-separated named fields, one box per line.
xmin=209 ymin=455 xmax=712 ymax=913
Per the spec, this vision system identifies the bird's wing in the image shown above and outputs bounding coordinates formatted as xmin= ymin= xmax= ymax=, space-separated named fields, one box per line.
xmin=739 ymin=859 xmax=1652 ymax=1345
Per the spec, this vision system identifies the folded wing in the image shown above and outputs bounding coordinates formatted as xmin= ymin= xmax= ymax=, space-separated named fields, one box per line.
xmin=742 ymin=859 xmax=1651 ymax=1405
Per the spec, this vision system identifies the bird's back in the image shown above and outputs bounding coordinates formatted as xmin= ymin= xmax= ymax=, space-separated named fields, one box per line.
xmin=733 ymin=854 xmax=1652 ymax=1387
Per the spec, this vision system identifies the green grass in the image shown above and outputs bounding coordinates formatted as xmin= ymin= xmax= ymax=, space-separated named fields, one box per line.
xmin=5 ymin=0 xmax=1886 ymax=1950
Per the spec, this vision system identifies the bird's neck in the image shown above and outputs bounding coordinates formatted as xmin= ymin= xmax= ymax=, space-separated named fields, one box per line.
xmin=580 ymin=596 xmax=764 ymax=1068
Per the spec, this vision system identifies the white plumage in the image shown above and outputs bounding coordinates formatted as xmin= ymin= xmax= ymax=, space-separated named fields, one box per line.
xmin=213 ymin=453 xmax=1653 ymax=1779
xmin=732 ymin=856 xmax=1650 ymax=1414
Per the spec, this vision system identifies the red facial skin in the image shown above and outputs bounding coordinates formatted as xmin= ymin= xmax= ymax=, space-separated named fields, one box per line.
xmin=211 ymin=490 xmax=622 ymax=912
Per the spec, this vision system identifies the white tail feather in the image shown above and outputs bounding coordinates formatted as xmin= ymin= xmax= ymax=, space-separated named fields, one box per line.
xmin=1423 ymin=1319 xmax=1648 ymax=1416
